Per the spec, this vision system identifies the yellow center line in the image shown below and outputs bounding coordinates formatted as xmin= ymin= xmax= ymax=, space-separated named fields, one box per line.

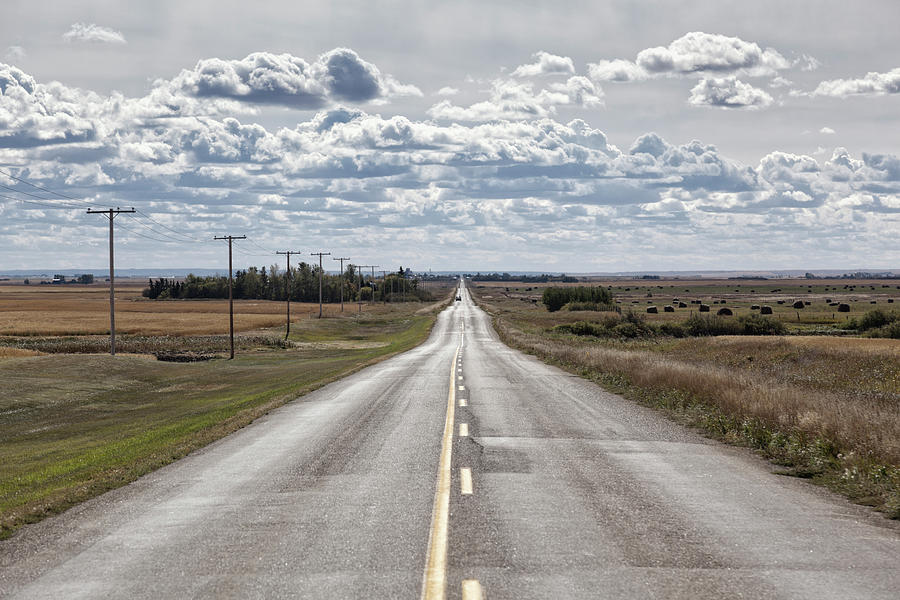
xmin=421 ymin=342 xmax=461 ymax=600
xmin=462 ymin=580 xmax=484 ymax=600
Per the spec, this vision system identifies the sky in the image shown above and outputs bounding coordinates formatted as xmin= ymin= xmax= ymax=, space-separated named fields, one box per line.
xmin=1 ymin=0 xmax=899 ymax=273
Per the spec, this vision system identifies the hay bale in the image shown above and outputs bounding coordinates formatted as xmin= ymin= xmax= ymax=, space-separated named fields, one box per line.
xmin=889 ymin=299 xmax=894 ymax=304
xmin=647 ymin=306 xmax=658 ymax=314
xmin=716 ymin=307 xmax=733 ymax=316
xmin=760 ymin=306 xmax=773 ymax=315
xmin=750 ymin=304 xmax=760 ymax=310
xmin=678 ymin=302 xmax=687 ymax=308
xmin=804 ymin=301 xmax=811 ymax=306
xmin=838 ymin=304 xmax=850 ymax=312
xmin=871 ymin=300 xmax=877 ymax=304
xmin=777 ymin=300 xmax=785 ymax=305
xmin=699 ymin=304 xmax=710 ymax=312
xmin=664 ymin=305 xmax=674 ymax=312
xmin=792 ymin=301 xmax=805 ymax=309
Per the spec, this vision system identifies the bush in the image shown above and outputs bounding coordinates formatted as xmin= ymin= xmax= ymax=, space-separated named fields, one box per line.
xmin=737 ymin=314 xmax=787 ymax=335
xmin=657 ymin=322 xmax=687 ymax=337
xmin=857 ymin=309 xmax=898 ymax=332
xmin=542 ymin=286 xmax=613 ymax=312
xmin=868 ymin=321 xmax=900 ymax=339
xmin=565 ymin=301 xmax=611 ymax=311
xmin=555 ymin=321 xmax=605 ymax=336
xmin=685 ymin=315 xmax=742 ymax=336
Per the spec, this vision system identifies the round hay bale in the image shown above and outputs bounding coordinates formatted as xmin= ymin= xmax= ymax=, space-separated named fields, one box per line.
xmin=777 ymin=300 xmax=785 ymax=305
xmin=804 ymin=301 xmax=811 ymax=306
xmin=837 ymin=303 xmax=850 ymax=312
xmin=716 ymin=307 xmax=733 ymax=316
xmin=750 ymin=304 xmax=760 ymax=310
xmin=699 ymin=304 xmax=710 ymax=312
xmin=871 ymin=300 xmax=877 ymax=304
xmin=792 ymin=301 xmax=805 ymax=309
xmin=829 ymin=302 xmax=839 ymax=307
xmin=889 ymin=299 xmax=895 ymax=304
xmin=678 ymin=302 xmax=687 ymax=308
xmin=760 ymin=306 xmax=773 ymax=315
xmin=646 ymin=306 xmax=658 ymax=314
xmin=664 ymin=305 xmax=674 ymax=312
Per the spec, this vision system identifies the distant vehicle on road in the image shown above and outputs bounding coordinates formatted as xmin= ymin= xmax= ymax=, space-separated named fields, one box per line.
xmin=456 ymin=295 xmax=461 ymax=301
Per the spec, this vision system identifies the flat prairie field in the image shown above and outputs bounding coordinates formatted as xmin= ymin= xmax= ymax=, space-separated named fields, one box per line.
xmin=0 ymin=282 xmax=358 ymax=336
xmin=476 ymin=277 xmax=900 ymax=330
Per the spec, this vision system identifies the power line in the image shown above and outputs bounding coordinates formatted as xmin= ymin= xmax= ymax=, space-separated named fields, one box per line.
xmin=87 ymin=207 xmax=136 ymax=356
xmin=214 ymin=235 xmax=247 ymax=360
xmin=134 ymin=209 xmax=206 ymax=243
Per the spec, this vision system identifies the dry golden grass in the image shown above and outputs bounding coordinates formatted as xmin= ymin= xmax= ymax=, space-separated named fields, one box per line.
xmin=0 ymin=348 xmax=44 ymax=358
xmin=0 ymin=283 xmax=384 ymax=336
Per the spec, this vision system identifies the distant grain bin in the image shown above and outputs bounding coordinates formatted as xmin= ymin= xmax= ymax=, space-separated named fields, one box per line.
xmin=838 ymin=304 xmax=851 ymax=312
xmin=664 ymin=305 xmax=674 ymax=312
xmin=792 ymin=301 xmax=805 ymax=309
xmin=760 ymin=306 xmax=773 ymax=315
xmin=717 ymin=307 xmax=733 ymax=316
xmin=647 ymin=306 xmax=658 ymax=314
xmin=699 ymin=304 xmax=710 ymax=312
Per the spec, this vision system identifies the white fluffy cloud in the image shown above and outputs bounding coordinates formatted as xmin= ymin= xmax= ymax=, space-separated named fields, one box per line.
xmin=1 ymin=58 xmax=898 ymax=270
xmin=637 ymin=32 xmax=790 ymax=76
xmin=63 ymin=23 xmax=127 ymax=44
xmin=688 ymin=77 xmax=774 ymax=109
xmin=587 ymin=59 xmax=648 ymax=82
xmin=4 ymin=46 xmax=25 ymax=61
xmin=813 ymin=68 xmax=900 ymax=97
xmin=511 ymin=51 xmax=575 ymax=77
xmin=428 ymin=76 xmax=602 ymax=121
xmin=165 ymin=49 xmax=421 ymax=109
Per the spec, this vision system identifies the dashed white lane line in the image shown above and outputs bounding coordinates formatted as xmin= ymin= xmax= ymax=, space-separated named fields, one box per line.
xmin=460 ymin=468 xmax=473 ymax=495
xmin=459 ymin=423 xmax=469 ymax=437
xmin=462 ymin=580 xmax=483 ymax=600
xmin=458 ymin=375 xmax=463 ymax=380
xmin=458 ymin=386 xmax=465 ymax=391
xmin=459 ymin=398 xmax=467 ymax=407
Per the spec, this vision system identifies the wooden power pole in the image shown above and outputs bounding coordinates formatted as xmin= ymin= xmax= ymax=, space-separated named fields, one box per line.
xmin=214 ymin=235 xmax=246 ymax=359
xmin=310 ymin=251 xmax=331 ymax=318
xmin=87 ymin=207 xmax=135 ymax=356
xmin=276 ymin=250 xmax=301 ymax=339
xmin=333 ymin=256 xmax=350 ymax=312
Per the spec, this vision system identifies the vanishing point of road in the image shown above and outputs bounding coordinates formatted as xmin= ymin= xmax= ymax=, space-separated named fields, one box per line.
xmin=1 ymin=282 xmax=898 ymax=599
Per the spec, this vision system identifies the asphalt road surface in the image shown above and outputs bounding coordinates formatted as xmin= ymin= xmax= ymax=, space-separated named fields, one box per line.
xmin=2 ymin=281 xmax=898 ymax=599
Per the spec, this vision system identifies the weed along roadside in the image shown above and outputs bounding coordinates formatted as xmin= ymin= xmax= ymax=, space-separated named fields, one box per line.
xmin=468 ymin=281 xmax=900 ymax=520
xmin=0 ymin=287 xmax=455 ymax=540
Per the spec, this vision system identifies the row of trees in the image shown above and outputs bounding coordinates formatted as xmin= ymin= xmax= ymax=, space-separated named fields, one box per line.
xmin=143 ymin=265 xmax=432 ymax=303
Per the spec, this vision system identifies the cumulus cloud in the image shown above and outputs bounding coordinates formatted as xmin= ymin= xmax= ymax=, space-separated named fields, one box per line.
xmin=813 ymin=68 xmax=900 ymax=97
xmin=0 ymin=63 xmax=103 ymax=147
xmin=63 ymin=23 xmax=127 ymax=44
xmin=820 ymin=126 xmax=835 ymax=134
xmin=436 ymin=86 xmax=459 ymax=96
xmin=511 ymin=51 xmax=575 ymax=77
xmin=428 ymin=76 xmax=602 ymax=121
xmin=587 ymin=59 xmax=648 ymax=82
xmin=688 ymin=77 xmax=774 ymax=109
xmin=637 ymin=32 xmax=790 ymax=76
xmin=1 ymin=61 xmax=899 ymax=270
xmin=165 ymin=49 xmax=421 ymax=109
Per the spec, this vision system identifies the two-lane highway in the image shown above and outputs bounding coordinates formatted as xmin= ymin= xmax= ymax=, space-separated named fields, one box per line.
xmin=2 ymin=281 xmax=899 ymax=599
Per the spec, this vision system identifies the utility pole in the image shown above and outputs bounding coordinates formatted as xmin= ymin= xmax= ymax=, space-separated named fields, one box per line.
xmin=214 ymin=235 xmax=246 ymax=359
xmin=333 ymin=256 xmax=350 ymax=312
xmin=87 ymin=207 xmax=135 ymax=356
xmin=276 ymin=250 xmax=301 ymax=339
xmin=310 ymin=251 xmax=331 ymax=318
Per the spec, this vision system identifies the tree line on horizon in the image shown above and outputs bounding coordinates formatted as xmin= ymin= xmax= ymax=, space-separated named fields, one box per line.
xmin=142 ymin=264 xmax=433 ymax=303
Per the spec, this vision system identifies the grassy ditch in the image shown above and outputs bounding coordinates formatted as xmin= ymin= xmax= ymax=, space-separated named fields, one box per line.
xmin=471 ymin=286 xmax=900 ymax=519
xmin=0 ymin=303 xmax=444 ymax=540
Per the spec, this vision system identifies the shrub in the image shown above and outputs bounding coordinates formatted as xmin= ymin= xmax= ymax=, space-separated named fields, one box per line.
xmin=542 ymin=286 xmax=613 ymax=312
xmin=857 ymin=309 xmax=898 ymax=332
xmin=737 ymin=313 xmax=787 ymax=335
xmin=657 ymin=322 xmax=687 ymax=337
xmin=685 ymin=315 xmax=742 ymax=336
xmin=868 ymin=321 xmax=900 ymax=339
xmin=565 ymin=301 xmax=610 ymax=311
